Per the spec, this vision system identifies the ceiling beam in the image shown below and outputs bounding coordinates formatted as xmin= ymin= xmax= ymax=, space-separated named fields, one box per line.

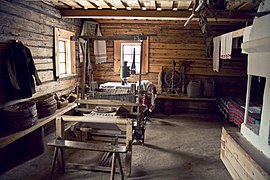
xmin=60 ymin=9 xmax=253 ymax=21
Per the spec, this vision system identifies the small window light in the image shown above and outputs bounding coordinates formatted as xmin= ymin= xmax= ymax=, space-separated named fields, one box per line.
xmin=98 ymin=6 xmax=102 ymax=10
xmin=173 ymin=7 xmax=177 ymax=11
xmin=111 ymin=6 xmax=117 ymax=10
xmin=142 ymin=7 xmax=146 ymax=10
xmin=126 ymin=6 xmax=132 ymax=10
xmin=84 ymin=7 xmax=88 ymax=9
xmin=157 ymin=7 xmax=162 ymax=11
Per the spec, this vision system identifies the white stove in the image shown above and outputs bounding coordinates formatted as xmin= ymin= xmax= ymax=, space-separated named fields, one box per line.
xmin=241 ymin=0 xmax=270 ymax=158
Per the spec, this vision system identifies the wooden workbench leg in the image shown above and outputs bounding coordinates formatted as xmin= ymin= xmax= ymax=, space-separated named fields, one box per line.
xmin=125 ymin=120 xmax=133 ymax=177
xmin=117 ymin=154 xmax=124 ymax=180
xmin=125 ymin=144 xmax=132 ymax=177
xmin=110 ymin=152 xmax=117 ymax=180
xmin=50 ymin=147 xmax=59 ymax=180
xmin=59 ymin=147 xmax=65 ymax=173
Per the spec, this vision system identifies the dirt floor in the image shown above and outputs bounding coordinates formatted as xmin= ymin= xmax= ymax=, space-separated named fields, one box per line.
xmin=0 ymin=113 xmax=237 ymax=180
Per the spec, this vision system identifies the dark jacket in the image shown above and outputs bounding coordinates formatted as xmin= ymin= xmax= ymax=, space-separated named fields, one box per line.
xmin=6 ymin=41 xmax=42 ymax=100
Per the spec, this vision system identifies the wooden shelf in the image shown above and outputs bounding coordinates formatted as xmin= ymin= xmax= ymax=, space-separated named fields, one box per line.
xmin=154 ymin=94 xmax=216 ymax=101
xmin=0 ymin=103 xmax=77 ymax=150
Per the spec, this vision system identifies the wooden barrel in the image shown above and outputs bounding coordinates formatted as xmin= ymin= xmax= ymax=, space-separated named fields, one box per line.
xmin=35 ymin=93 xmax=57 ymax=118
xmin=203 ymin=81 xmax=215 ymax=97
xmin=187 ymin=81 xmax=202 ymax=98
xmin=3 ymin=101 xmax=38 ymax=131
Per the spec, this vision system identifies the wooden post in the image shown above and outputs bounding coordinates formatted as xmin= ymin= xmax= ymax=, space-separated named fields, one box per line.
xmin=125 ymin=119 xmax=133 ymax=177
xmin=81 ymin=40 xmax=88 ymax=99
xmin=56 ymin=116 xmax=64 ymax=139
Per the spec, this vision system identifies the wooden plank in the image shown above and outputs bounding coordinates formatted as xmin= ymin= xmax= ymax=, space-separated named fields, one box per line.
xmin=62 ymin=1 xmax=82 ymax=9
xmin=0 ymin=103 xmax=77 ymax=150
xmin=124 ymin=0 xmax=140 ymax=9
xmin=75 ymin=0 xmax=95 ymax=9
xmin=155 ymin=95 xmax=216 ymax=101
xmin=0 ymin=12 xmax=53 ymax=37
xmin=61 ymin=115 xmax=130 ymax=125
xmin=48 ymin=139 xmax=128 ymax=152
xmin=178 ymin=1 xmax=192 ymax=9
xmin=77 ymin=99 xmax=138 ymax=106
xmin=160 ymin=1 xmax=173 ymax=9
xmin=220 ymin=151 xmax=242 ymax=180
xmin=221 ymin=128 xmax=270 ymax=180
xmin=150 ymin=43 xmax=205 ymax=50
xmin=38 ymin=71 xmax=54 ymax=82
xmin=91 ymin=0 xmax=110 ymax=8
xmin=35 ymin=77 xmax=77 ymax=97
xmin=225 ymin=134 xmax=266 ymax=179
xmin=224 ymin=146 xmax=253 ymax=179
xmin=60 ymin=9 xmax=253 ymax=21
xmin=214 ymin=26 xmax=251 ymax=39
xmin=109 ymin=0 xmax=125 ymax=9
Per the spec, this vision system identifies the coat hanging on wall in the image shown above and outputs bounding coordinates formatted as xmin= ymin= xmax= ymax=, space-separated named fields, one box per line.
xmin=6 ymin=41 xmax=42 ymax=100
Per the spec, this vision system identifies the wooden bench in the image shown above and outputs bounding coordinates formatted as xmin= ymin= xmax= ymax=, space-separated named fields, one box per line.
xmin=50 ymin=114 xmax=134 ymax=179
xmin=48 ymin=139 xmax=128 ymax=180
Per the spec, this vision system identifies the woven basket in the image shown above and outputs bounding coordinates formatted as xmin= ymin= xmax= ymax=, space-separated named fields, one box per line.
xmin=3 ymin=101 xmax=38 ymax=131
xmin=35 ymin=93 xmax=57 ymax=118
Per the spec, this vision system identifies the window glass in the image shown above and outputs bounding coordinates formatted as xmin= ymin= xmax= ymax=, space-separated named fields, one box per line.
xmin=59 ymin=63 xmax=66 ymax=75
xmin=59 ymin=41 xmax=66 ymax=52
xmin=59 ymin=53 xmax=66 ymax=63
xmin=121 ymin=43 xmax=141 ymax=74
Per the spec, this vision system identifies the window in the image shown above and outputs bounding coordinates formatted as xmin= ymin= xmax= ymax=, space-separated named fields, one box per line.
xmin=114 ymin=38 xmax=149 ymax=74
xmin=54 ymin=27 xmax=76 ymax=78
xmin=121 ymin=43 xmax=141 ymax=74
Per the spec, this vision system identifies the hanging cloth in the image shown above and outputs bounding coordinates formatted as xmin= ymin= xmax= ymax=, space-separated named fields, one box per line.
xmin=94 ymin=25 xmax=107 ymax=64
xmin=220 ymin=32 xmax=233 ymax=59
xmin=213 ymin=36 xmax=220 ymax=72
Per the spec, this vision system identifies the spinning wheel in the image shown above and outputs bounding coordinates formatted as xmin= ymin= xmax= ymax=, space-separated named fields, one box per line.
xmin=164 ymin=60 xmax=182 ymax=93
xmin=164 ymin=69 xmax=181 ymax=88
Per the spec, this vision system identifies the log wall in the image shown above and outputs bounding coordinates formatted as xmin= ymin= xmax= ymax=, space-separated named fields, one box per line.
xmin=0 ymin=0 xmax=82 ymax=106
xmin=93 ymin=19 xmax=248 ymax=98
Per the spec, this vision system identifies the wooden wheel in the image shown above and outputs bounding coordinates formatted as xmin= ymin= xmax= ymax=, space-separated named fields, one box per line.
xmin=164 ymin=69 xmax=181 ymax=88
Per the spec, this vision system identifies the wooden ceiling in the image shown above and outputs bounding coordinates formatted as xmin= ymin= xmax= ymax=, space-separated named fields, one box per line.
xmin=43 ymin=0 xmax=260 ymax=21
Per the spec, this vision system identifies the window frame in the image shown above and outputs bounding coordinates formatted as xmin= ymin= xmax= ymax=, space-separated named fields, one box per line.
xmin=114 ymin=38 xmax=149 ymax=75
xmin=54 ymin=27 xmax=76 ymax=78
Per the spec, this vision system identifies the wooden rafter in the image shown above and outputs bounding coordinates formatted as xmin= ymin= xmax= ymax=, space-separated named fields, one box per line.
xmin=75 ymin=0 xmax=95 ymax=9
xmin=60 ymin=0 xmax=83 ymax=9
xmin=60 ymin=9 xmax=253 ymax=22
xmin=44 ymin=0 xmax=259 ymax=12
